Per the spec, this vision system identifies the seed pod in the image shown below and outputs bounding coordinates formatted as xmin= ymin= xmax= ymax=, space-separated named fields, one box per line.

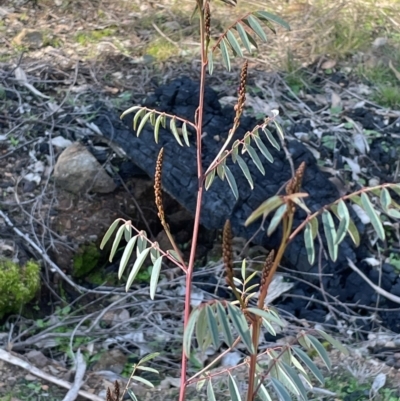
xmin=223 ymin=220 xmax=234 ymax=287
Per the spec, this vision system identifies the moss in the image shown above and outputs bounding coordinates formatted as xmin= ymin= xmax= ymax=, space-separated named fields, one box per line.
xmin=0 ymin=259 xmax=40 ymax=319
xmin=74 ymin=27 xmax=116 ymax=46
xmin=146 ymin=39 xmax=178 ymax=62
xmin=72 ymin=243 xmax=100 ymax=278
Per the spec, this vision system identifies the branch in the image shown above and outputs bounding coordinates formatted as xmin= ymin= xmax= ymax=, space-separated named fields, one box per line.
xmin=347 ymin=258 xmax=400 ymax=304
xmin=62 ymin=349 xmax=87 ymax=401
xmin=0 ymin=349 xmax=103 ymax=401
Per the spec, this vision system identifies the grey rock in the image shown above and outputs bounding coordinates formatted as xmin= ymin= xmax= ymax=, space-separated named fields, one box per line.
xmin=53 ymin=142 xmax=116 ymax=194
xmin=26 ymin=350 xmax=49 ymax=368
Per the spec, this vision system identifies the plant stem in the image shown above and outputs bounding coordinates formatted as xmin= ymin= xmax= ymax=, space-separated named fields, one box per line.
xmin=246 ymin=319 xmax=260 ymax=401
xmin=178 ymin=3 xmax=207 ymax=400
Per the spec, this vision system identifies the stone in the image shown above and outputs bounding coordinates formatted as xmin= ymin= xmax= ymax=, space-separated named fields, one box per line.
xmin=91 ymin=349 xmax=127 ymax=375
xmin=12 ymin=29 xmax=44 ymax=49
xmin=53 ymin=142 xmax=116 ymax=194
xmin=26 ymin=350 xmax=48 ymax=369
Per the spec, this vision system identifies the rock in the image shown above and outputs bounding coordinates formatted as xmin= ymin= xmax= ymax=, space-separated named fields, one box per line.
xmin=91 ymin=349 xmax=127 ymax=375
xmin=26 ymin=350 xmax=49 ymax=369
xmin=12 ymin=29 xmax=44 ymax=49
xmin=53 ymin=142 xmax=116 ymax=194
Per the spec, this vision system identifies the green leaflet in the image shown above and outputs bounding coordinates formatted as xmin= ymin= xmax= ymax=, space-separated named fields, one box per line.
xmin=228 ymin=374 xmax=241 ymax=401
xmin=219 ymin=38 xmax=231 ymax=71
xmin=183 ymin=308 xmax=200 ymax=357
xmin=109 ymin=224 xmax=126 ymax=262
xmin=227 ymin=302 xmax=254 ymax=354
xmin=236 ymin=155 xmax=254 ymax=189
xmin=208 ymin=51 xmax=214 ymax=75
xmin=149 ymin=256 xmax=163 ymax=300
xmin=322 ymin=210 xmax=338 ymax=262
xmin=100 ymin=219 xmax=122 ymax=250
xmin=245 ymin=195 xmax=284 ymax=226
xmin=304 ymin=222 xmax=315 ymax=265
xmin=126 ymin=247 xmax=152 ymax=291
xmin=245 ymin=144 xmax=265 ymax=174
xmin=267 ymin=204 xmax=287 ymax=236
xmin=335 ymin=200 xmax=350 ymax=245
xmin=226 ymin=29 xmax=243 ymax=57
xmin=170 ymin=118 xmax=184 ymax=146
xmin=118 ymin=235 xmax=138 ymax=279
xmin=206 ymin=304 xmax=220 ymax=349
xmin=361 ymin=192 xmax=385 ymax=240
xmin=235 ymin=22 xmax=252 ymax=53
xmin=246 ymin=15 xmax=267 ymax=42
xmin=205 ymin=168 xmax=216 ymax=190
xmin=224 ymin=165 xmax=239 ymax=200
xmin=207 ymin=380 xmax=216 ymax=401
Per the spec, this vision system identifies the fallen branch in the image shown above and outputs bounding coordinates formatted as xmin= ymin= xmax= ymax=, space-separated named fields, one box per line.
xmin=347 ymin=258 xmax=400 ymax=304
xmin=62 ymin=349 xmax=87 ymax=401
xmin=0 ymin=349 xmax=103 ymax=401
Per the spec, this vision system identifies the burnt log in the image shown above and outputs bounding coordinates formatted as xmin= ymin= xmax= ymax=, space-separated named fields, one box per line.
xmin=93 ymin=76 xmax=356 ymax=277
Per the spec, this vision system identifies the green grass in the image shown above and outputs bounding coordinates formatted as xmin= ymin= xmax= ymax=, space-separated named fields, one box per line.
xmin=74 ymin=27 xmax=117 ymax=46
xmin=146 ymin=38 xmax=179 ymax=62
xmin=325 ymin=374 xmax=400 ymax=401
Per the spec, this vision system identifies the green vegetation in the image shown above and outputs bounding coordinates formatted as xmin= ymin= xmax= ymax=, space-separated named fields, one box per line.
xmin=146 ymin=39 xmax=179 ymax=62
xmin=326 ymin=374 xmax=400 ymax=401
xmin=75 ymin=27 xmax=117 ymax=46
xmin=373 ymin=85 xmax=400 ymax=108
xmin=72 ymin=243 xmax=100 ymax=278
xmin=0 ymin=259 xmax=40 ymax=319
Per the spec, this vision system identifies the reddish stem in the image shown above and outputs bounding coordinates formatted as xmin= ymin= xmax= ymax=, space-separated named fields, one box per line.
xmin=178 ymin=4 xmax=207 ymax=400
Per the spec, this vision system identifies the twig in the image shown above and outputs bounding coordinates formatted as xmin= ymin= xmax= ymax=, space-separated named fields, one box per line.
xmin=152 ymin=23 xmax=180 ymax=48
xmin=62 ymin=349 xmax=87 ymax=401
xmin=0 ymin=349 xmax=102 ymax=401
xmin=347 ymin=258 xmax=400 ymax=304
